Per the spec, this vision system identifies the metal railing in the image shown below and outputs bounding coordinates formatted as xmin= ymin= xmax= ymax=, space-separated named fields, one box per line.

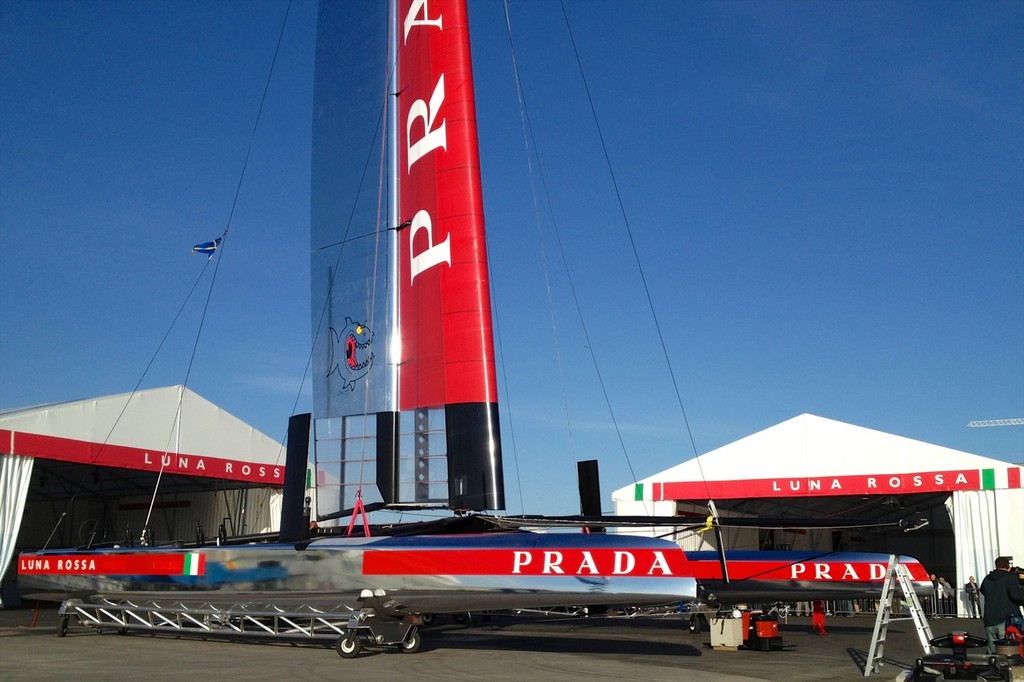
xmin=771 ymin=589 xmax=981 ymax=620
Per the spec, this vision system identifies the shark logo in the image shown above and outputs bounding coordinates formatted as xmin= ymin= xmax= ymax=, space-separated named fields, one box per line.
xmin=327 ymin=317 xmax=374 ymax=392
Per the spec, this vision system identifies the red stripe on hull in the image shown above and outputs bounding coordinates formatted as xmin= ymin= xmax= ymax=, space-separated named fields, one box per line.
xmin=683 ymin=558 xmax=929 ymax=583
xmin=364 ymin=547 xmax=692 ymax=577
xmin=17 ymin=553 xmax=198 ymax=576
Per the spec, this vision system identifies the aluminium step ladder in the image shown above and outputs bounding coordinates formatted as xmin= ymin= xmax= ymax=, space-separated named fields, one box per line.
xmin=864 ymin=554 xmax=934 ymax=677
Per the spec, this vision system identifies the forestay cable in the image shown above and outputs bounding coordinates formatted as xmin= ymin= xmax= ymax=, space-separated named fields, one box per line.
xmin=557 ymin=0 xmax=711 ymax=501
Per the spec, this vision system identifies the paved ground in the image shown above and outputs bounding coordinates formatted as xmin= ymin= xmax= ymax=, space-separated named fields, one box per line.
xmin=1 ymin=603 xmax=1020 ymax=681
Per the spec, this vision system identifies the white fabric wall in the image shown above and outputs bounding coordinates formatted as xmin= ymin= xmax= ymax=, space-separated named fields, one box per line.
xmin=0 ymin=454 xmax=34 ymax=608
xmin=608 ymin=499 xmax=677 ymax=539
xmin=265 ymin=490 xmax=283 ymax=534
xmin=110 ymin=488 xmax=280 ymax=543
xmin=949 ymin=489 xmax=1024 ymax=616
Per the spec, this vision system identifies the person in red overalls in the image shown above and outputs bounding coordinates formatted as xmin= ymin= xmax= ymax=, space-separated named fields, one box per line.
xmin=811 ymin=599 xmax=828 ymax=636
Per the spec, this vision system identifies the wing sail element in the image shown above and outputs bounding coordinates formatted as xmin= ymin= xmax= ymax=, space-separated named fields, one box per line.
xmin=311 ymin=0 xmax=503 ymax=516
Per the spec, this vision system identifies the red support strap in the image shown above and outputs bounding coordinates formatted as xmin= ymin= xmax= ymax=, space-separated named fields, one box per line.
xmin=345 ymin=490 xmax=372 ymax=537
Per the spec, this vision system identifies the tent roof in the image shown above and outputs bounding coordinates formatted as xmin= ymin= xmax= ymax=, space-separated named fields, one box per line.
xmin=613 ymin=413 xmax=1022 ymax=502
xmin=1 ymin=386 xmax=286 ymax=486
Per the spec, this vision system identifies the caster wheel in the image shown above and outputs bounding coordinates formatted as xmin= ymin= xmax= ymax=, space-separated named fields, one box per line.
xmin=336 ymin=632 xmax=361 ymax=659
xmin=400 ymin=627 xmax=421 ymax=654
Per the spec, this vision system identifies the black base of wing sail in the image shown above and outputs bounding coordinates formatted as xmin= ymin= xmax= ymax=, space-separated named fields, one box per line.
xmin=445 ymin=402 xmax=504 ymax=511
xmin=375 ymin=411 xmax=400 ymax=505
xmin=577 ymin=460 xmax=602 ymax=516
xmin=577 ymin=459 xmax=606 ymax=534
xmin=280 ymin=413 xmax=312 ymax=543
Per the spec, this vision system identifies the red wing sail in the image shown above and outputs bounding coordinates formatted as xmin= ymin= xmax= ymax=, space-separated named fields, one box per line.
xmin=310 ymin=0 xmax=502 ymax=513
xmin=395 ymin=0 xmax=503 ymax=510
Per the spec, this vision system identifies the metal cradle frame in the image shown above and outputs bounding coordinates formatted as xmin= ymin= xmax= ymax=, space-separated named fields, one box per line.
xmin=57 ymin=598 xmax=355 ymax=642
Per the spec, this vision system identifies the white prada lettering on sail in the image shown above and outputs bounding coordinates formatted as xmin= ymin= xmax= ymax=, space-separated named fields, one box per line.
xmin=408 ymin=209 xmax=451 ymax=284
xmin=403 ymin=0 xmax=442 ymax=42
xmin=404 ymin=1 xmax=451 ymax=285
xmin=406 ymin=75 xmax=447 ymax=170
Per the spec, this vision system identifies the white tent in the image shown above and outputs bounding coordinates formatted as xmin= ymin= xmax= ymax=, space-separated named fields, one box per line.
xmin=0 ymin=386 xmax=287 ymax=606
xmin=613 ymin=413 xmax=1023 ymax=609
xmin=1 ymin=385 xmax=286 ymax=484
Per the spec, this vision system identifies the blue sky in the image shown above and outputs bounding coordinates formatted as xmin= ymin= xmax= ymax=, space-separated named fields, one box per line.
xmin=2 ymin=0 xmax=1021 ymax=516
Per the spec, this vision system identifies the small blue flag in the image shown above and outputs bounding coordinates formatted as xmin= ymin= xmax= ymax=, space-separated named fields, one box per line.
xmin=191 ymin=238 xmax=221 ymax=259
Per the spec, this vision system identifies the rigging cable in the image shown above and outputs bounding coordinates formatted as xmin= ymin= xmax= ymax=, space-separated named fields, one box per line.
xmin=500 ymin=1 xmax=651 ymax=510
xmin=557 ymin=0 xmax=711 ymax=502
xmin=490 ymin=298 xmax=526 ymax=515
xmin=94 ymin=1 xmax=296 ymax=542
xmin=502 ymin=0 xmax=642 ymax=510
xmin=183 ymin=0 xmax=294 ymax=389
xmin=95 ymin=260 xmax=216 ymax=466
xmin=160 ymin=0 xmax=296 ymax=535
xmin=491 ymin=0 xmax=569 ymax=515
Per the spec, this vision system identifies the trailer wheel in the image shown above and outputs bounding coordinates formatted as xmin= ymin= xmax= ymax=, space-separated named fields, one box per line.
xmin=336 ymin=633 xmax=361 ymax=659
xmin=687 ymin=615 xmax=702 ymax=634
xmin=399 ymin=627 xmax=421 ymax=654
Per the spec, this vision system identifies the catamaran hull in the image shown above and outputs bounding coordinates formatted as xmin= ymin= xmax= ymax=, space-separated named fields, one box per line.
xmin=18 ymin=533 xmax=698 ymax=613
xmin=686 ymin=550 xmax=934 ymax=602
xmin=19 ymin=536 xmax=932 ymax=612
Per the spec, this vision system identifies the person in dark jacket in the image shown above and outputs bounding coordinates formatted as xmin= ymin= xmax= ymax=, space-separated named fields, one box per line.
xmin=964 ymin=576 xmax=979 ymax=618
xmin=979 ymin=556 xmax=1024 ymax=654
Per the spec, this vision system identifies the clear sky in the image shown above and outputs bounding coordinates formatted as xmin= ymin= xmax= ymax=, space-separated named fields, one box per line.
xmin=2 ymin=0 xmax=1021 ymax=516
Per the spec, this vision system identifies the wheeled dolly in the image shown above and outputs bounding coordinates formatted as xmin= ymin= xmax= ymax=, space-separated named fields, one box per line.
xmin=335 ymin=589 xmax=423 ymax=658
xmin=910 ymin=631 xmax=1012 ymax=681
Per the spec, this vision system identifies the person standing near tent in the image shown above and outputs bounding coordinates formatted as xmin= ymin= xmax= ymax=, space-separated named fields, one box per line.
xmin=938 ymin=577 xmax=954 ymax=615
xmin=979 ymin=556 xmax=1024 ymax=654
xmin=964 ymin=576 xmax=979 ymax=618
